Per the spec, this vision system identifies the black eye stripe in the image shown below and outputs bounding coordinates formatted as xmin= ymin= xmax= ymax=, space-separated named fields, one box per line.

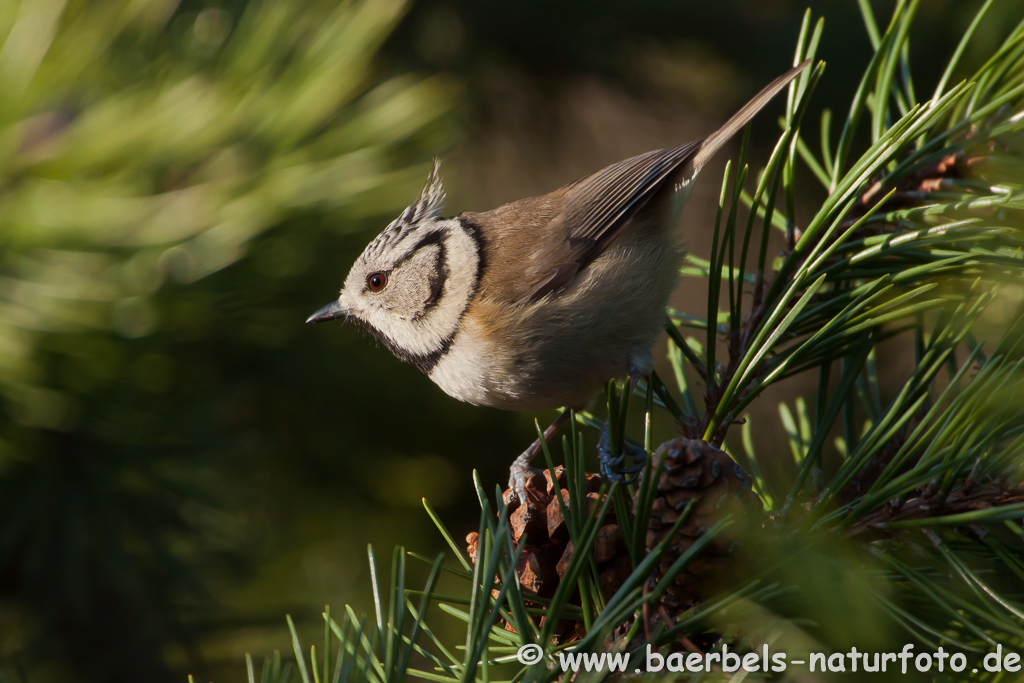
xmin=412 ymin=239 xmax=447 ymax=319
xmin=420 ymin=252 xmax=447 ymax=313
xmin=386 ymin=231 xmax=448 ymax=308
xmin=393 ymin=230 xmax=445 ymax=268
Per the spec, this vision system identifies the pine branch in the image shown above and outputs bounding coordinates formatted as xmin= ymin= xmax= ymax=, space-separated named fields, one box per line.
xmin=261 ymin=3 xmax=1024 ymax=681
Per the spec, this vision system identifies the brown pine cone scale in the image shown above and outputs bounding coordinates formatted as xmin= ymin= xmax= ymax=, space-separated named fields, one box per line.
xmin=642 ymin=438 xmax=762 ymax=605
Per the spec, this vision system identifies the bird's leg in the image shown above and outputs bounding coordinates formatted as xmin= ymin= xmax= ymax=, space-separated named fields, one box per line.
xmin=597 ymin=424 xmax=648 ymax=484
xmin=509 ymin=408 xmax=573 ymax=505
xmin=597 ymin=365 xmax=649 ymax=485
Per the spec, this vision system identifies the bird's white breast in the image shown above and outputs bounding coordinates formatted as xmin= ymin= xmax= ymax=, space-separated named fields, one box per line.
xmin=427 ymin=328 xmax=500 ymax=407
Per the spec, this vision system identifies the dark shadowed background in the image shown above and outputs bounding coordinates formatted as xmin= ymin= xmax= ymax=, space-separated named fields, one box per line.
xmin=0 ymin=0 xmax=1018 ymax=680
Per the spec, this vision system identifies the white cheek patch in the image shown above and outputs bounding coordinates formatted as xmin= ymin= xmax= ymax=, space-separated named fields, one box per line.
xmin=345 ymin=219 xmax=479 ymax=360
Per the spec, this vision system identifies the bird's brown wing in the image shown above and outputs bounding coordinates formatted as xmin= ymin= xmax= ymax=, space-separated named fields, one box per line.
xmin=526 ymin=141 xmax=703 ymax=299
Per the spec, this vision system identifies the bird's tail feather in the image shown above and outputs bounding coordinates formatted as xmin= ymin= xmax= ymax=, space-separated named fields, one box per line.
xmin=692 ymin=58 xmax=812 ymax=170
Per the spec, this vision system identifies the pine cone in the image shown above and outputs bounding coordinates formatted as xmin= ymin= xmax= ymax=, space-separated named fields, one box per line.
xmin=464 ymin=467 xmax=633 ymax=642
xmin=643 ymin=438 xmax=761 ymax=605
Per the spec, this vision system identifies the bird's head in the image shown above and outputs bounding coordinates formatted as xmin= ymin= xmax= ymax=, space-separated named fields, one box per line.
xmin=306 ymin=160 xmax=482 ymax=371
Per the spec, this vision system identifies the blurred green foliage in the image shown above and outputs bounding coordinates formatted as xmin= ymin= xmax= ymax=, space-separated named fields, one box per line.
xmin=0 ymin=0 xmax=1021 ymax=681
xmin=0 ymin=0 xmax=460 ymax=679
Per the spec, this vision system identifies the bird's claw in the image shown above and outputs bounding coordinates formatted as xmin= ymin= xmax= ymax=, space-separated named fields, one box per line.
xmin=506 ymin=408 xmax=573 ymax=506
xmin=597 ymin=422 xmax=647 ymax=485
xmin=509 ymin=452 xmax=544 ymax=505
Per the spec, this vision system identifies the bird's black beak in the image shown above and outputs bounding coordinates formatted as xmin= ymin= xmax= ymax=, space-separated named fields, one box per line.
xmin=306 ymin=301 xmax=348 ymax=324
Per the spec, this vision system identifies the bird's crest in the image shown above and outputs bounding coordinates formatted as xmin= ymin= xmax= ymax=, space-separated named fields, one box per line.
xmin=396 ymin=158 xmax=446 ymax=227
xmin=370 ymin=159 xmax=447 ymax=253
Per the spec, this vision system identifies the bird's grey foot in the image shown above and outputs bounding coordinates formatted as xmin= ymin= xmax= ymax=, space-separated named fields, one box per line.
xmin=508 ymin=408 xmax=573 ymax=505
xmin=597 ymin=421 xmax=647 ymax=485
xmin=509 ymin=447 xmax=544 ymax=505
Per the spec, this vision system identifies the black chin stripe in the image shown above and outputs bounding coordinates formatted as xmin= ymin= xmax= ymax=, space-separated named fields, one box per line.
xmin=347 ymin=315 xmax=454 ymax=374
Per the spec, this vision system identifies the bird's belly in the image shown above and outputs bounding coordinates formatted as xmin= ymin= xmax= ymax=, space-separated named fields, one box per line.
xmin=428 ymin=330 xmax=607 ymax=411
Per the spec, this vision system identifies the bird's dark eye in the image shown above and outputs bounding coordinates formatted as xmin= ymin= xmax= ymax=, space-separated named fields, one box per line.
xmin=366 ymin=272 xmax=388 ymax=292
